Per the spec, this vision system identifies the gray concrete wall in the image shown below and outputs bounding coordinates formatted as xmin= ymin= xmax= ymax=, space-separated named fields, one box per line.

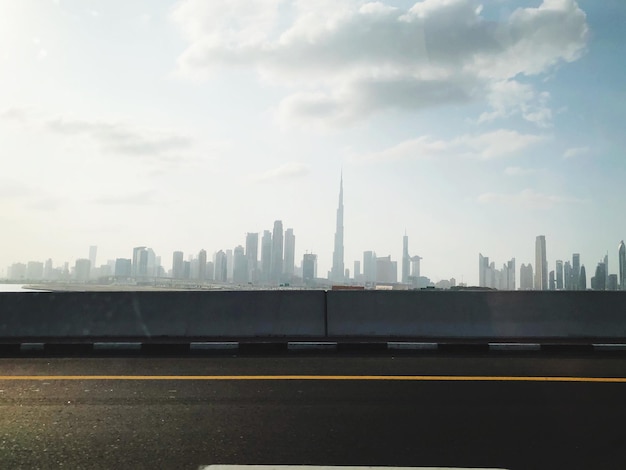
xmin=327 ymin=290 xmax=626 ymax=338
xmin=0 ymin=291 xmax=326 ymax=339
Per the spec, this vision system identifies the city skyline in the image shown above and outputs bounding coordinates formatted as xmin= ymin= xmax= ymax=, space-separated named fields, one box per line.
xmin=2 ymin=1 xmax=625 ymax=284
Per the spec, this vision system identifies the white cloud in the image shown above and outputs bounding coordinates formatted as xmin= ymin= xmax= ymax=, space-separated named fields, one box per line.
xmin=362 ymin=129 xmax=547 ymax=161
xmin=248 ymin=162 xmax=311 ymax=182
xmin=563 ymin=146 xmax=590 ymax=159
xmin=478 ymin=188 xmax=584 ymax=208
xmin=171 ymin=0 xmax=589 ymax=126
xmin=46 ymin=117 xmax=193 ymax=158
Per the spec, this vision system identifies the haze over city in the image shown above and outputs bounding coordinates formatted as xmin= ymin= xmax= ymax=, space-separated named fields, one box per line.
xmin=1 ymin=0 xmax=625 ymax=285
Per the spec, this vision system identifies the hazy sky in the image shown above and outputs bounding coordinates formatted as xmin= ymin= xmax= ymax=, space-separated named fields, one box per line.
xmin=1 ymin=0 xmax=625 ymax=284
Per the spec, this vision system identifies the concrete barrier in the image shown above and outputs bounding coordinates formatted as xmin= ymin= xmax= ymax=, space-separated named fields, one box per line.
xmin=327 ymin=290 xmax=626 ymax=339
xmin=0 ymin=290 xmax=326 ymax=339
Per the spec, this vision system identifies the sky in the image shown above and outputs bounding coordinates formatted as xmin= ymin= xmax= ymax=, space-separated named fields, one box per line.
xmin=1 ymin=0 xmax=625 ymax=284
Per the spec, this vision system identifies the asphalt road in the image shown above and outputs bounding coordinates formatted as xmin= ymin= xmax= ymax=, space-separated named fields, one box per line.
xmin=2 ymin=353 xmax=626 ymax=469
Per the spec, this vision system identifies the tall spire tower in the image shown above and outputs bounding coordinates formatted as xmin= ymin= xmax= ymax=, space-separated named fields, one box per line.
xmin=331 ymin=172 xmax=345 ymax=283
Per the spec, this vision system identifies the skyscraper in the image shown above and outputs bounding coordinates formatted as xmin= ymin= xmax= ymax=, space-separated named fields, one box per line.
xmin=579 ymin=265 xmax=587 ymax=290
xmin=520 ymin=263 xmax=533 ymax=290
xmin=132 ymin=246 xmax=148 ymax=278
xmin=479 ymin=253 xmax=489 ymax=287
xmin=233 ymin=245 xmax=247 ymax=284
xmin=198 ymin=249 xmax=207 ymax=281
xmin=260 ymin=230 xmax=272 ymax=283
xmin=302 ymin=253 xmax=317 ymax=285
xmin=572 ymin=253 xmax=580 ymax=291
xmin=402 ymin=233 xmax=410 ymax=284
xmin=363 ymin=251 xmax=376 ymax=285
xmin=283 ymin=228 xmax=295 ymax=280
xmin=331 ymin=173 xmax=344 ymax=283
xmin=617 ymin=240 xmax=626 ymax=290
xmin=270 ymin=220 xmax=283 ymax=283
xmin=214 ymin=250 xmax=227 ymax=282
xmin=556 ymin=260 xmax=564 ymax=290
xmin=534 ymin=236 xmax=547 ymax=290
xmin=172 ymin=251 xmax=184 ymax=279
xmin=246 ymin=232 xmax=259 ymax=282
xmin=89 ymin=246 xmax=97 ymax=271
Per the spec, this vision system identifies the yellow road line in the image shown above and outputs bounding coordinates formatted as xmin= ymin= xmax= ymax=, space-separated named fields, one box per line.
xmin=0 ymin=375 xmax=626 ymax=383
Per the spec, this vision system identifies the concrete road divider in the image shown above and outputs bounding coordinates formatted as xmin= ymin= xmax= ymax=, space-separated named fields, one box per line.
xmin=326 ymin=290 xmax=626 ymax=339
xmin=0 ymin=290 xmax=326 ymax=339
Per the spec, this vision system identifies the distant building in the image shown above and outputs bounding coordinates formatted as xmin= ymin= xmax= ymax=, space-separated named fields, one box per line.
xmin=402 ymin=233 xmax=410 ymax=284
xmin=376 ymin=255 xmax=397 ymax=284
xmin=572 ymin=253 xmax=581 ymax=291
xmin=114 ymin=258 xmax=132 ymax=278
xmin=556 ymin=260 xmax=564 ymax=290
xmin=260 ymin=230 xmax=272 ymax=283
xmin=608 ymin=274 xmax=618 ymax=291
xmin=549 ymin=270 xmax=555 ymax=290
xmin=579 ymin=265 xmax=587 ymax=290
xmin=564 ymin=261 xmax=572 ymax=290
xmin=89 ymin=246 xmax=97 ymax=272
xmin=270 ymin=221 xmax=283 ymax=283
xmin=591 ymin=262 xmax=606 ymax=290
xmin=172 ymin=251 xmax=184 ymax=279
xmin=214 ymin=250 xmax=227 ymax=282
xmin=520 ymin=263 xmax=533 ymax=290
xmin=75 ymin=259 xmax=91 ymax=282
xmin=302 ymin=253 xmax=317 ymax=285
xmin=534 ymin=236 xmax=547 ymax=290
xmin=26 ymin=261 xmax=44 ymax=280
xmin=283 ymin=228 xmax=295 ymax=280
xmin=246 ymin=233 xmax=259 ymax=283
xmin=206 ymin=261 xmax=214 ymax=281
xmin=198 ymin=249 xmax=207 ymax=281
xmin=479 ymin=254 xmax=515 ymax=289
xmin=363 ymin=251 xmax=376 ymax=285
xmin=617 ymin=240 xmax=626 ymax=290
xmin=233 ymin=245 xmax=247 ymax=284
xmin=354 ymin=260 xmax=361 ymax=281
xmin=132 ymin=246 xmax=150 ymax=278
xmin=330 ymin=174 xmax=345 ymax=283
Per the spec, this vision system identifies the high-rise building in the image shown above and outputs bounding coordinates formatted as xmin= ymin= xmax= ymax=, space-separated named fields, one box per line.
xmin=617 ymin=240 xmax=626 ymax=290
xmin=604 ymin=253 xmax=609 ymax=289
xmin=132 ymin=246 xmax=148 ymax=278
xmin=270 ymin=220 xmax=283 ymax=283
xmin=198 ymin=249 xmax=207 ymax=281
xmin=260 ymin=230 xmax=272 ymax=283
xmin=402 ymin=233 xmax=410 ymax=284
xmin=89 ymin=246 xmax=97 ymax=272
xmin=564 ymin=261 xmax=572 ymax=290
xmin=114 ymin=258 xmax=132 ymax=278
xmin=549 ymin=270 xmax=555 ymax=290
xmin=302 ymin=253 xmax=317 ymax=285
xmin=172 ymin=251 xmax=184 ymax=279
xmin=572 ymin=253 xmax=580 ymax=291
xmin=233 ymin=245 xmax=247 ymax=284
xmin=579 ymin=265 xmax=587 ymax=290
xmin=363 ymin=251 xmax=376 ymax=285
xmin=479 ymin=254 xmax=490 ymax=287
xmin=354 ymin=260 xmax=361 ymax=281
xmin=214 ymin=250 xmax=227 ymax=282
xmin=283 ymin=228 xmax=295 ymax=280
xmin=330 ymin=174 xmax=345 ymax=283
xmin=26 ymin=261 xmax=44 ymax=280
xmin=556 ymin=260 xmax=564 ymax=290
xmin=534 ymin=235 xmax=547 ymax=290
xmin=520 ymin=263 xmax=533 ymax=290
xmin=246 ymin=233 xmax=259 ymax=283
xmin=411 ymin=256 xmax=422 ymax=281
xmin=376 ymin=255 xmax=397 ymax=284
xmin=592 ymin=262 xmax=606 ymax=290
xmin=226 ymin=249 xmax=234 ymax=282
xmin=75 ymin=259 xmax=91 ymax=282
